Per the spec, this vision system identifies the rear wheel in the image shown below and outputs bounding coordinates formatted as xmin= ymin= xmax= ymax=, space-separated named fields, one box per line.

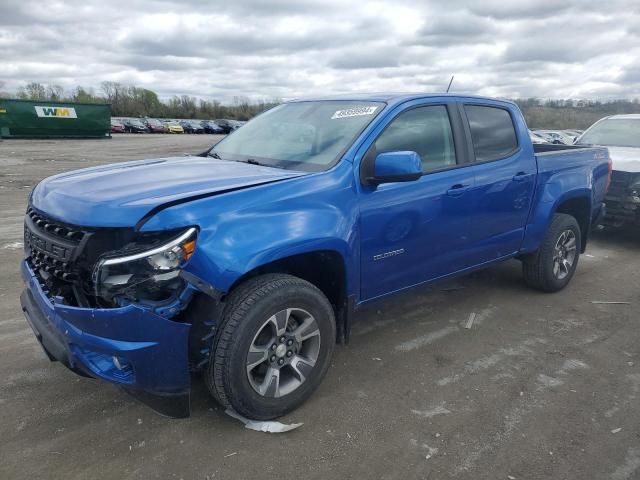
xmin=206 ymin=274 xmax=335 ymax=420
xmin=522 ymin=213 xmax=581 ymax=292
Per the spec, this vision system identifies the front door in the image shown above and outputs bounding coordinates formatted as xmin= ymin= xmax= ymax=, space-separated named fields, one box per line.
xmin=358 ymin=103 xmax=475 ymax=300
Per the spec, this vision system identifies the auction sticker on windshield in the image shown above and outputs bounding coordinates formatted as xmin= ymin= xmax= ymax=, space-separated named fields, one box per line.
xmin=331 ymin=106 xmax=378 ymax=119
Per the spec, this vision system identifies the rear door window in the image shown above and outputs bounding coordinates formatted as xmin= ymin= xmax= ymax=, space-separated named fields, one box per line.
xmin=464 ymin=105 xmax=518 ymax=162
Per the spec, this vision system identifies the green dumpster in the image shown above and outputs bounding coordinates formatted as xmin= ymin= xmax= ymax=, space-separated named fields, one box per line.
xmin=0 ymin=98 xmax=111 ymax=139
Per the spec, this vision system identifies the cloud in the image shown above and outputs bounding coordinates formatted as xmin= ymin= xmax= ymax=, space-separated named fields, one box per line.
xmin=0 ymin=0 xmax=639 ymax=101
xmin=408 ymin=10 xmax=498 ymax=47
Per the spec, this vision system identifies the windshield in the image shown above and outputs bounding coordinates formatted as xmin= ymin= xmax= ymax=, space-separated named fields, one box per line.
xmin=210 ymin=101 xmax=384 ymax=172
xmin=147 ymin=119 xmax=161 ymax=126
xmin=577 ymin=118 xmax=640 ymax=148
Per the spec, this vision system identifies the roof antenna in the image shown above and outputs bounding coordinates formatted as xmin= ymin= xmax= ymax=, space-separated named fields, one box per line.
xmin=446 ymin=75 xmax=455 ymax=93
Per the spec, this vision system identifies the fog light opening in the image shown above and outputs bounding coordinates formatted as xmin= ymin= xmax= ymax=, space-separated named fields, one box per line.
xmin=112 ymin=355 xmax=131 ymax=371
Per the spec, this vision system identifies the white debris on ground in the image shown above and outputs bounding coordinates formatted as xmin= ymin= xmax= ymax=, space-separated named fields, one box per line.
xmin=2 ymin=242 xmax=23 ymax=250
xmin=409 ymin=439 xmax=439 ymax=460
xmin=465 ymin=312 xmax=476 ymax=329
xmin=225 ymin=409 xmax=303 ymax=433
xmin=591 ymin=301 xmax=631 ymax=305
xmin=424 ymin=444 xmax=438 ymax=460
xmin=411 ymin=403 xmax=451 ymax=418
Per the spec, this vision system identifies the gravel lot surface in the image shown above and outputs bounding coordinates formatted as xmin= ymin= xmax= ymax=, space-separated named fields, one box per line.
xmin=1 ymin=135 xmax=639 ymax=479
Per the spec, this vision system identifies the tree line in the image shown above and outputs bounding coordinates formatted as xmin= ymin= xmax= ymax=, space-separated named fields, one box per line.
xmin=0 ymin=81 xmax=280 ymax=120
xmin=2 ymin=81 xmax=640 ymax=128
xmin=515 ymin=97 xmax=640 ymax=130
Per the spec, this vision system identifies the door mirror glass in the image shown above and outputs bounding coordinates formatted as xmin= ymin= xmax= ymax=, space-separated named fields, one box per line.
xmin=368 ymin=151 xmax=422 ymax=185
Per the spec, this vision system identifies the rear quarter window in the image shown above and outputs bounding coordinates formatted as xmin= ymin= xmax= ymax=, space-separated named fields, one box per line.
xmin=464 ymin=105 xmax=518 ymax=162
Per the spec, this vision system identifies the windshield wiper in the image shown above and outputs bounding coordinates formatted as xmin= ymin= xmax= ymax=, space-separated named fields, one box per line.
xmin=245 ymin=158 xmax=268 ymax=167
xmin=209 ymin=152 xmax=279 ymax=168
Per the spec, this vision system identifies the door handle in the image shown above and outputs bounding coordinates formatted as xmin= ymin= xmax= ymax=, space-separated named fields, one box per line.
xmin=512 ymin=172 xmax=527 ymax=182
xmin=446 ymin=184 xmax=470 ymax=197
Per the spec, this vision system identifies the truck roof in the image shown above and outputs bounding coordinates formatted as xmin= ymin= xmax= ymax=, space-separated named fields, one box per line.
xmin=289 ymin=92 xmax=517 ymax=107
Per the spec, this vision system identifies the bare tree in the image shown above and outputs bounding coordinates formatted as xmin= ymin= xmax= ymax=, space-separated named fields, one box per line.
xmin=24 ymin=82 xmax=47 ymax=100
xmin=46 ymin=84 xmax=64 ymax=101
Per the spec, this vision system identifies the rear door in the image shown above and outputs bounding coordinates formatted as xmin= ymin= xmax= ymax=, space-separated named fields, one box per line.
xmin=461 ymin=103 xmax=536 ymax=264
xmin=358 ymin=101 xmax=476 ymax=300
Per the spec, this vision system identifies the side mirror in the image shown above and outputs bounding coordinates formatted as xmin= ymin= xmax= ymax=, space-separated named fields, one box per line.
xmin=367 ymin=151 xmax=422 ymax=185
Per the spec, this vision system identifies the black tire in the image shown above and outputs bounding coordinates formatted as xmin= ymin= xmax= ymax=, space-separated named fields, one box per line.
xmin=522 ymin=213 xmax=581 ymax=292
xmin=206 ymin=274 xmax=336 ymax=420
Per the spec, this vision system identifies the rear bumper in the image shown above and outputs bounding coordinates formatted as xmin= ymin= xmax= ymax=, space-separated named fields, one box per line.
xmin=20 ymin=260 xmax=192 ymax=417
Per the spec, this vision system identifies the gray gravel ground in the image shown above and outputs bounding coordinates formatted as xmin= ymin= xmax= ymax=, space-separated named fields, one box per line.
xmin=1 ymin=135 xmax=639 ymax=480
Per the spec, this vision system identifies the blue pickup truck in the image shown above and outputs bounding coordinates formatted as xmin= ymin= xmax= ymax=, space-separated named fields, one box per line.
xmin=21 ymin=94 xmax=611 ymax=419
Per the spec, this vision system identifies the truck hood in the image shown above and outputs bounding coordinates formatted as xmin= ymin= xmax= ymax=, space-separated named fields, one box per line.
xmin=31 ymin=156 xmax=306 ymax=227
xmin=607 ymin=146 xmax=640 ymax=173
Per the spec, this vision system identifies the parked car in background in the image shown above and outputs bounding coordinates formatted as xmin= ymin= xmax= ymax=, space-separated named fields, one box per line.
xmin=202 ymin=120 xmax=225 ymax=134
xmin=164 ymin=121 xmax=184 ymax=134
xmin=213 ymin=119 xmax=240 ymax=134
xmin=576 ymin=114 xmax=640 ymax=227
xmin=563 ymin=129 xmax=583 ymax=142
xmin=180 ymin=120 xmax=205 ymax=134
xmin=529 ymin=130 xmax=549 ymax=144
xmin=533 ymin=130 xmax=574 ymax=145
xmin=122 ymin=118 xmax=149 ymax=133
xmin=21 ymin=94 xmax=610 ymax=420
xmin=145 ymin=118 xmax=167 ymax=133
xmin=110 ymin=118 xmax=126 ymax=133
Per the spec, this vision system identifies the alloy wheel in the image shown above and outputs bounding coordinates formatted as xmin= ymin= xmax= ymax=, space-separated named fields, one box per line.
xmin=246 ymin=308 xmax=321 ymax=398
xmin=552 ymin=229 xmax=577 ymax=280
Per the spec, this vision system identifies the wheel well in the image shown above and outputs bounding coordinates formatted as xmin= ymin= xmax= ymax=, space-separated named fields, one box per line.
xmin=556 ymin=196 xmax=591 ymax=252
xmin=185 ymin=251 xmax=349 ymax=369
xmin=229 ymin=250 xmax=347 ymax=322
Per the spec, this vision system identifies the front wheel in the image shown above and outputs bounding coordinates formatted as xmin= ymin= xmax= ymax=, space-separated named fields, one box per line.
xmin=206 ymin=274 xmax=336 ymax=420
xmin=522 ymin=213 xmax=581 ymax=292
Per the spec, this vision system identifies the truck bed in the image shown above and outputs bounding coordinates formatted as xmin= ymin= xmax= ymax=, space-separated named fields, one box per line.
xmin=533 ymin=143 xmax=601 ymax=154
xmin=532 ymin=143 xmax=610 ymax=233
xmin=534 ymin=143 xmax=609 ymax=175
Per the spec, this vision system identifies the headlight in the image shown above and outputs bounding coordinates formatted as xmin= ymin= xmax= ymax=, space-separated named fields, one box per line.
xmin=94 ymin=228 xmax=197 ymax=305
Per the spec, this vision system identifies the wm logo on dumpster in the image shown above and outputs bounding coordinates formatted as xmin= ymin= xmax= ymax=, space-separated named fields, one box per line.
xmin=34 ymin=106 xmax=78 ymax=119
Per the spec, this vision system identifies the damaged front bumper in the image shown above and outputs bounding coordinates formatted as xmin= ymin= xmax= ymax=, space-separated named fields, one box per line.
xmin=20 ymin=260 xmax=193 ymax=417
xmin=603 ymin=171 xmax=640 ymax=227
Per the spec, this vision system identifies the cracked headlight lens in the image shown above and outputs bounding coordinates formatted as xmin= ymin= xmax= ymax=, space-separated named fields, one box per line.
xmin=94 ymin=228 xmax=197 ymax=305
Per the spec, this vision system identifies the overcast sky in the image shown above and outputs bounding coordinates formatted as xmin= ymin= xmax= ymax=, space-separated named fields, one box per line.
xmin=1 ymin=0 xmax=639 ymax=102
